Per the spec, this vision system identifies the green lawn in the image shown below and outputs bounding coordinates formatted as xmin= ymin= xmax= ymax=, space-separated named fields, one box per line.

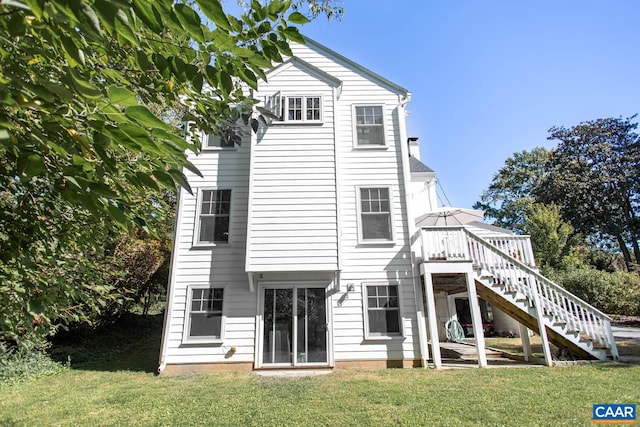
xmin=1 ymin=364 xmax=639 ymax=426
xmin=2 ymin=314 xmax=639 ymax=426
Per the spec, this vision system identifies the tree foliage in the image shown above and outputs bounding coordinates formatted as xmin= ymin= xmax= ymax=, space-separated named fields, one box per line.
xmin=474 ymin=147 xmax=552 ymax=233
xmin=540 ymin=116 xmax=640 ymax=271
xmin=476 ymin=116 xmax=640 ymax=273
xmin=0 ymin=0 xmax=311 ymax=346
xmin=523 ymin=203 xmax=578 ymax=270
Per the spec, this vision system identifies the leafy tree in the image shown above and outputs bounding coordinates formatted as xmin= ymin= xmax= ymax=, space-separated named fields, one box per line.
xmin=474 ymin=147 xmax=552 ymax=233
xmin=540 ymin=116 xmax=640 ymax=271
xmin=0 ymin=0 xmax=314 ymax=347
xmin=523 ymin=203 xmax=578 ymax=270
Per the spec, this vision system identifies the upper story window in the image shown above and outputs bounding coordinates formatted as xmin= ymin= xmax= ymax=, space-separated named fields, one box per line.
xmin=359 ymin=187 xmax=393 ymax=242
xmin=195 ymin=189 xmax=231 ymax=245
xmin=265 ymin=93 xmax=323 ymax=124
xmin=202 ymin=127 xmax=241 ymax=150
xmin=183 ymin=286 xmax=225 ymax=343
xmin=205 ymin=134 xmax=235 ymax=149
xmin=354 ymin=105 xmax=385 ymax=146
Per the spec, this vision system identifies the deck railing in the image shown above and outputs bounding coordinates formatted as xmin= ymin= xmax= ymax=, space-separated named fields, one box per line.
xmin=420 ymin=226 xmax=469 ymax=261
xmin=483 ymin=235 xmax=536 ymax=267
xmin=420 ymin=226 xmax=618 ymax=359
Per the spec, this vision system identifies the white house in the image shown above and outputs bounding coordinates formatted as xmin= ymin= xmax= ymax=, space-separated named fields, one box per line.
xmin=158 ymin=38 xmax=618 ymax=374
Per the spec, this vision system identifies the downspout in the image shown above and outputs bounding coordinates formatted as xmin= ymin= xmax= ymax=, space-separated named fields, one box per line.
xmin=333 ymin=84 xmax=343 ymax=285
xmin=397 ymin=92 xmax=429 ymax=367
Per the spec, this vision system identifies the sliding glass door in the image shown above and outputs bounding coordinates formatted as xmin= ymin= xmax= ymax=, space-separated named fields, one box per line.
xmin=262 ymin=287 xmax=327 ymax=366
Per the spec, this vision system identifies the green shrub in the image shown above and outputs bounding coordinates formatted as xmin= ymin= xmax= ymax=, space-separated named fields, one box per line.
xmin=0 ymin=341 xmax=67 ymax=385
xmin=548 ymin=267 xmax=640 ymax=316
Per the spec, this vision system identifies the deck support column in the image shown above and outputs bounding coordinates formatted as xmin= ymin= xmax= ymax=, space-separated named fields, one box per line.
xmin=414 ymin=277 xmax=429 ymax=367
xmin=531 ymin=278 xmax=553 ymax=366
xmin=519 ymin=323 xmax=532 ymax=362
xmin=465 ymin=273 xmax=487 ymax=368
xmin=423 ymin=272 xmax=442 ymax=369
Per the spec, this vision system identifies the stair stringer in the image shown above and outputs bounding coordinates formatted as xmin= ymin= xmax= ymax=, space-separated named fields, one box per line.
xmin=474 ymin=274 xmax=608 ymax=361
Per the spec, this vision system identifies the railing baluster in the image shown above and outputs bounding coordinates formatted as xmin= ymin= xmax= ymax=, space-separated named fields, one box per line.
xmin=447 ymin=228 xmax=618 ymax=360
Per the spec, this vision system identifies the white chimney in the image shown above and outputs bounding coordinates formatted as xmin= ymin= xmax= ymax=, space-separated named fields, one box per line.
xmin=408 ymin=137 xmax=420 ymax=161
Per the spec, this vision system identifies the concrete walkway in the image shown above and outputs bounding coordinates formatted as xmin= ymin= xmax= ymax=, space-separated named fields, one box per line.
xmin=612 ymin=326 xmax=640 ymax=340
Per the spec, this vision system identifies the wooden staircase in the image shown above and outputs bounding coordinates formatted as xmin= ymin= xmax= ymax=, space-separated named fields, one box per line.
xmin=465 ymin=229 xmax=619 ymax=362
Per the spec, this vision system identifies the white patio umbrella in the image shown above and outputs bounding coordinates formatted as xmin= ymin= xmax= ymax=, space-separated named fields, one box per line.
xmin=415 ymin=206 xmax=485 ymax=227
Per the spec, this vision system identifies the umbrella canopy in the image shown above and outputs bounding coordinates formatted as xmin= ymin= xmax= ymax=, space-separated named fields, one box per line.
xmin=415 ymin=206 xmax=485 ymax=227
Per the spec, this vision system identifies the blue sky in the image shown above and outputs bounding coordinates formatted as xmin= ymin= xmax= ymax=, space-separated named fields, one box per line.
xmin=293 ymin=1 xmax=640 ymax=208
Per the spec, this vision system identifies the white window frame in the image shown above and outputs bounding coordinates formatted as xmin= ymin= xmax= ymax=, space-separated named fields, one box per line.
xmin=356 ymin=186 xmax=395 ymax=244
xmin=182 ymin=284 xmax=226 ymax=344
xmin=192 ymin=188 xmax=232 ymax=247
xmin=266 ymin=93 xmax=324 ymax=124
xmin=362 ymin=282 xmax=403 ymax=340
xmin=352 ymin=104 xmax=386 ymax=148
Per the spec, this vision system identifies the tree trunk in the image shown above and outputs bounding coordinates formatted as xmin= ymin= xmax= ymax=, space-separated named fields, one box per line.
xmin=616 ymin=234 xmax=634 ymax=272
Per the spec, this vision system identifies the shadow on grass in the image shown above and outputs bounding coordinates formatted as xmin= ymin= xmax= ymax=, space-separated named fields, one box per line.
xmin=48 ymin=312 xmax=164 ymax=374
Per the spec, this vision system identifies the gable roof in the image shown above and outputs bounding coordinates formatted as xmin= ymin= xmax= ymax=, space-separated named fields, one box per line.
xmin=409 ymin=156 xmax=435 ymax=174
xmin=302 ymin=36 xmax=410 ymax=97
xmin=265 ymin=56 xmax=342 ymax=88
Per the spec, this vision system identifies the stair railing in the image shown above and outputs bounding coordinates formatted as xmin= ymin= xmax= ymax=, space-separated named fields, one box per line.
xmin=464 ymin=228 xmax=618 ymax=360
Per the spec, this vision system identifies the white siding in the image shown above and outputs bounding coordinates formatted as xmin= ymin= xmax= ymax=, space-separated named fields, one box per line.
xmin=286 ymin=42 xmax=419 ymax=362
xmin=161 ymin=40 xmax=423 ymax=369
xmin=163 ymin=131 xmax=258 ymax=365
xmin=246 ymin=61 xmax=339 ymax=272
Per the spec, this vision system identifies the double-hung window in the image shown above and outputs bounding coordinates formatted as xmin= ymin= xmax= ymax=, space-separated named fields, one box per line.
xmin=184 ymin=286 xmax=225 ymax=343
xmin=196 ymin=189 xmax=231 ymax=245
xmin=359 ymin=187 xmax=393 ymax=242
xmin=364 ymin=283 xmax=401 ymax=337
xmin=354 ymin=105 xmax=385 ymax=146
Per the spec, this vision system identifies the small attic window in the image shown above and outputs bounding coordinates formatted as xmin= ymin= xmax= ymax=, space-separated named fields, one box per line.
xmin=265 ymin=93 xmax=323 ymax=124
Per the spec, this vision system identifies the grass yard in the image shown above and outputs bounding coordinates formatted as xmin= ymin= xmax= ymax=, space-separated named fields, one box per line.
xmin=1 ymin=314 xmax=639 ymax=426
xmin=2 ymin=363 xmax=640 ymax=426
xmin=485 ymin=335 xmax=640 ymax=360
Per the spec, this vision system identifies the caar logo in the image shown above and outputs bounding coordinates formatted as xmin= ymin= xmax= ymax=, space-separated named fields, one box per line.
xmin=593 ymin=404 xmax=636 ymax=424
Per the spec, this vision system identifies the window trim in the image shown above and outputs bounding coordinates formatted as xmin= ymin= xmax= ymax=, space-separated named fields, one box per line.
xmin=182 ymin=284 xmax=226 ymax=344
xmin=267 ymin=93 xmax=324 ymax=124
xmin=362 ymin=282 xmax=404 ymax=340
xmin=352 ymin=104 xmax=386 ymax=148
xmin=192 ymin=188 xmax=233 ymax=248
xmin=356 ymin=186 xmax=395 ymax=245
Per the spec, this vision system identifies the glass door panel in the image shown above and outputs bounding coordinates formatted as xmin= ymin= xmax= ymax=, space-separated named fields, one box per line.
xmin=262 ymin=288 xmax=293 ymax=364
xmin=296 ymin=288 xmax=327 ymax=364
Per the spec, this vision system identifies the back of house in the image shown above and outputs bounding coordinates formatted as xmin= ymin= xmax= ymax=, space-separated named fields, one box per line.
xmin=158 ymin=37 xmax=424 ymax=373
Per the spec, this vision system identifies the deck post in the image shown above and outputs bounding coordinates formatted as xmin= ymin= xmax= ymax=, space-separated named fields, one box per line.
xmin=423 ymin=272 xmax=442 ymax=369
xmin=530 ymin=277 xmax=554 ymax=366
xmin=465 ymin=273 xmax=488 ymax=368
xmin=519 ymin=323 xmax=532 ymax=362
xmin=414 ymin=277 xmax=430 ymax=367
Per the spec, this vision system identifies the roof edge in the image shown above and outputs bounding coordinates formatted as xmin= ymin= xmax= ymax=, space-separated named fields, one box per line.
xmin=302 ymin=35 xmax=410 ymax=96
xmin=265 ymin=56 xmax=342 ymax=87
